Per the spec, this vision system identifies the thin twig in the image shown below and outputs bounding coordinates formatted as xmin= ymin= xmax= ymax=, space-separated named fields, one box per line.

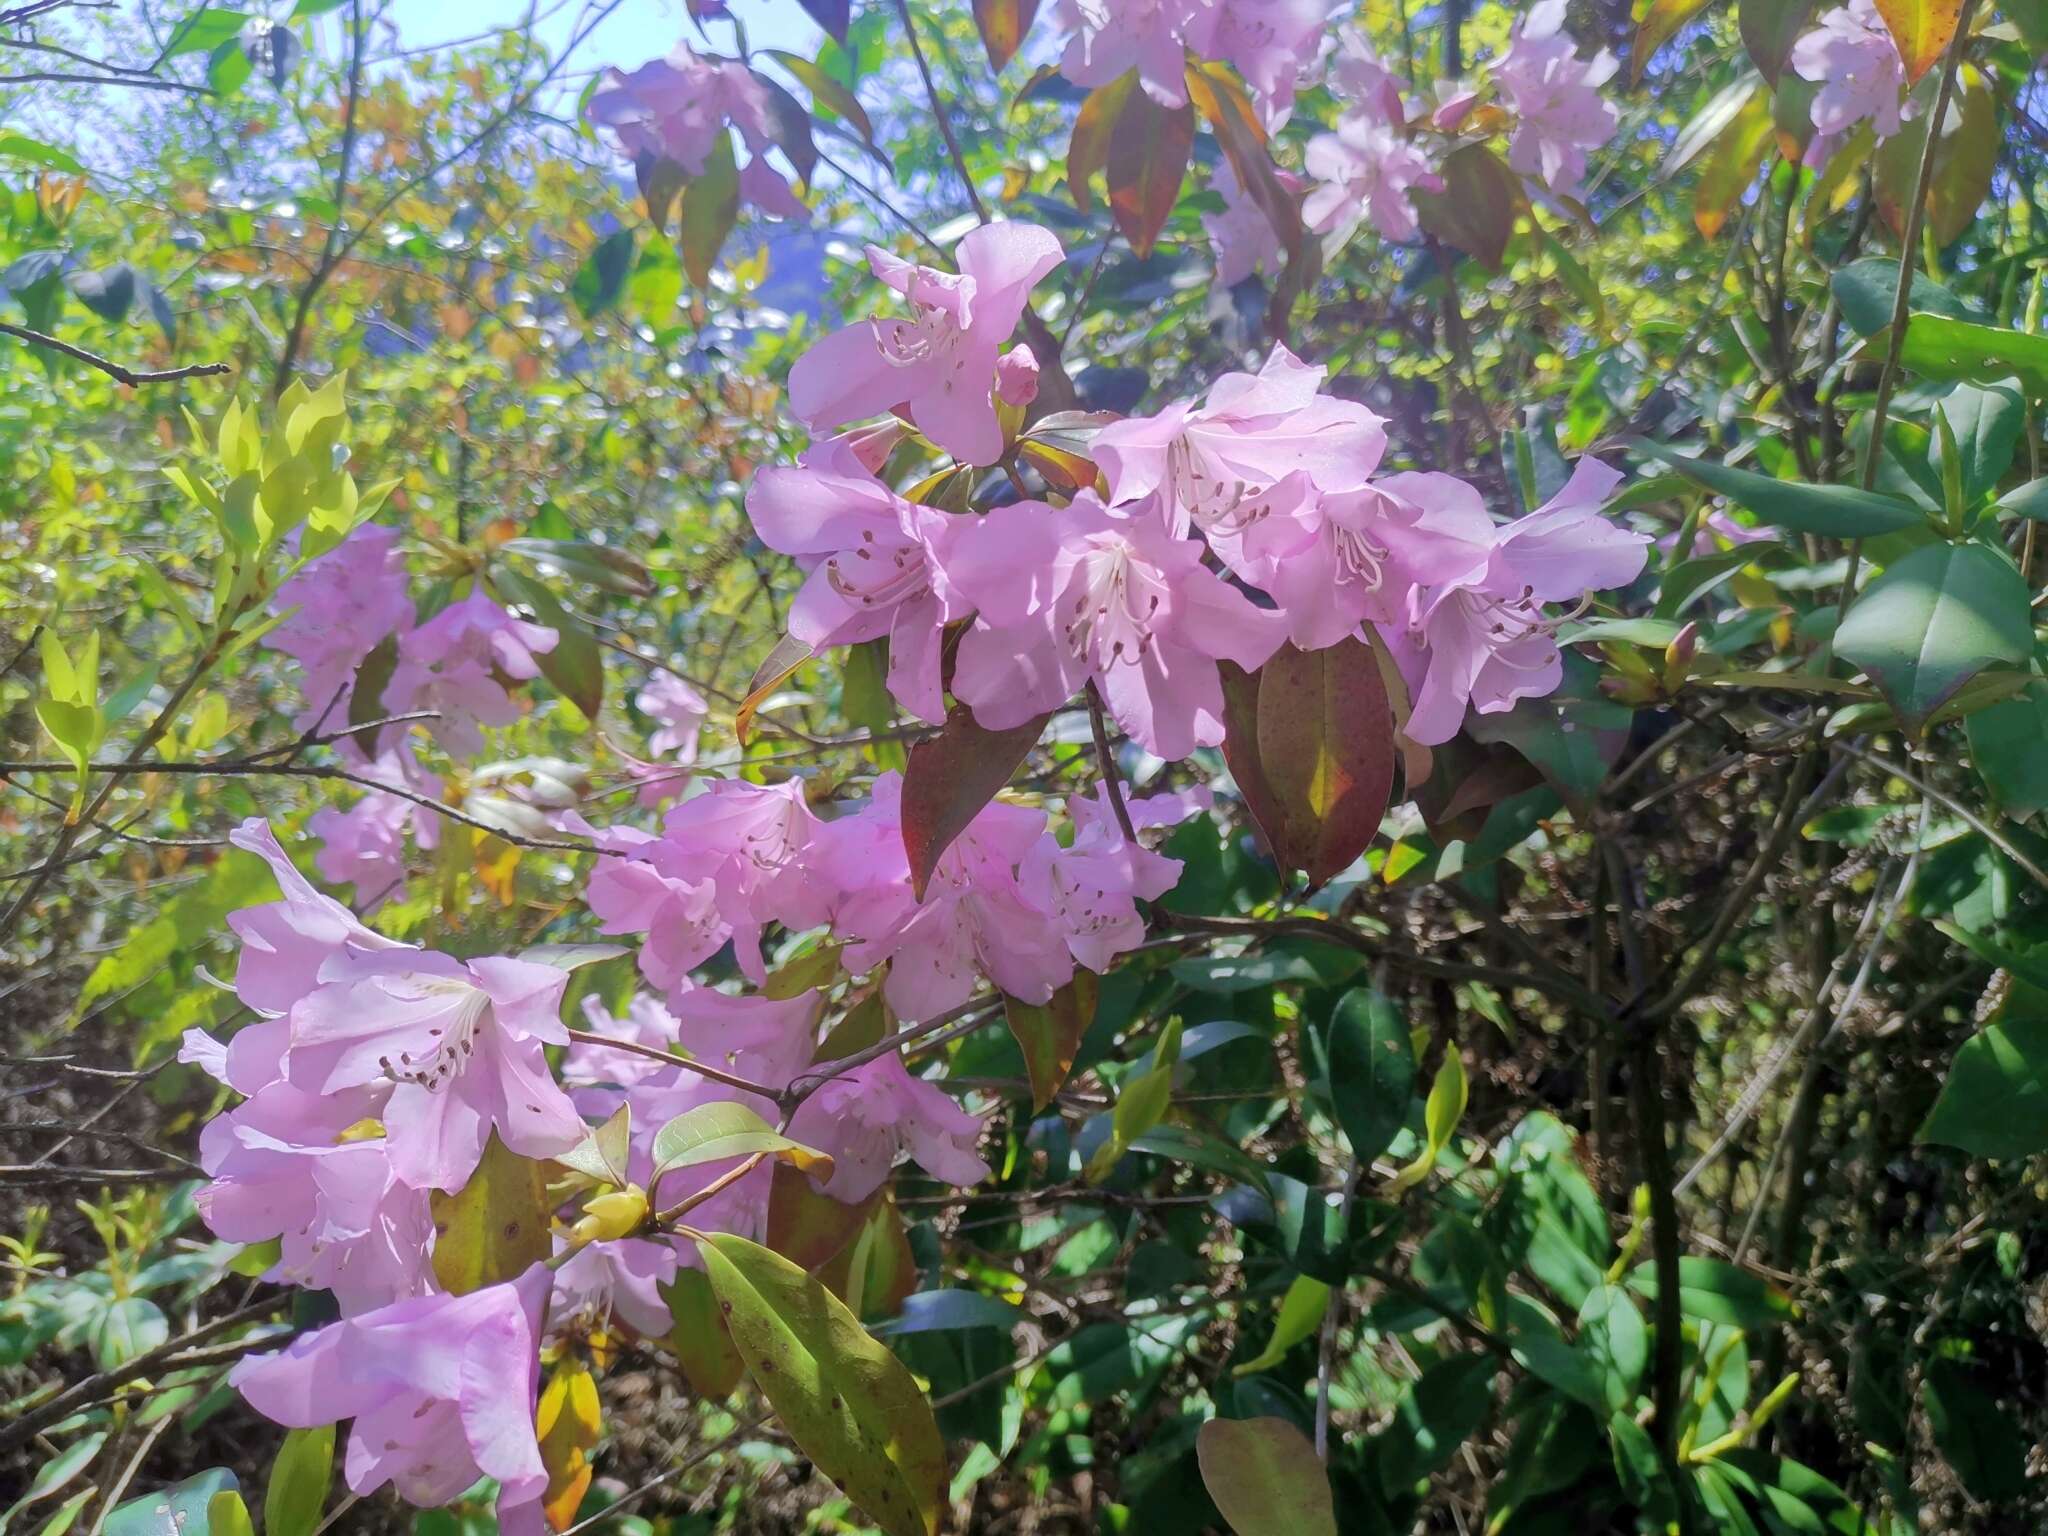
xmin=0 ymin=321 xmax=231 ymax=386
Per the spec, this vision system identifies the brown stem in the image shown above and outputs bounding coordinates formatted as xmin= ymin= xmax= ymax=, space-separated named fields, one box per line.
xmin=0 ymin=321 xmax=231 ymax=386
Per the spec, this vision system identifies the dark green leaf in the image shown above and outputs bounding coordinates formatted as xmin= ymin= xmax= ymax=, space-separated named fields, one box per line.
xmin=570 ymin=228 xmax=637 ymax=319
xmin=1835 ymin=539 xmax=2032 ymax=734
xmin=1633 ymin=441 xmax=1923 ymax=537
xmin=1324 ymin=988 xmax=1414 ymax=1164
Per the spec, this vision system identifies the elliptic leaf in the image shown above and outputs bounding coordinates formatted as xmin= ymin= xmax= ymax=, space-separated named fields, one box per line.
xmin=429 ymin=1132 xmax=553 ymax=1295
xmin=1196 ymin=1416 xmax=1338 ymax=1536
xmin=899 ymin=701 xmax=1048 ymax=899
xmin=1835 ymin=539 xmax=2032 ymax=734
xmin=1105 ymin=86 xmax=1195 ymax=259
xmin=1003 ymin=971 xmax=1099 ymax=1112
xmin=1324 ymin=988 xmax=1414 ymax=1165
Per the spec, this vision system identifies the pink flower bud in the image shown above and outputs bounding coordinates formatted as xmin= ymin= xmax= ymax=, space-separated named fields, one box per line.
xmin=996 ymin=344 xmax=1040 ymax=407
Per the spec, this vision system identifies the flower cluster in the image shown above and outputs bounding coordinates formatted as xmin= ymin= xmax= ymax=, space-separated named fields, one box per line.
xmin=769 ymin=225 xmax=1651 ymax=748
xmin=1052 ymin=0 xmax=1325 ymax=127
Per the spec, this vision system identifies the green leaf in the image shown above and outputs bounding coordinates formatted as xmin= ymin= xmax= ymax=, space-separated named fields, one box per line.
xmin=570 ymin=228 xmax=637 ymax=319
xmin=1832 ymin=257 xmax=1979 ymax=335
xmin=1967 ymin=681 xmax=2048 ymax=822
xmin=1624 ymin=1256 xmax=1795 ymax=1328
xmin=1835 ymin=539 xmax=2032 ymax=734
xmin=1931 ymin=379 xmax=2023 ymax=505
xmin=499 ymin=537 xmax=653 ymax=597
xmin=1740 ymin=0 xmax=1815 ymax=81
xmin=262 ymin=1425 xmax=333 ymax=1536
xmin=1003 ymin=972 xmax=1099 ymax=1112
xmin=206 ymin=1491 xmax=256 ymax=1536
xmin=1377 ymin=1353 xmax=1499 ymax=1487
xmin=1195 ymin=1416 xmax=1339 ymax=1536
xmin=1918 ymin=1009 xmax=2048 ymax=1158
xmin=160 ymin=8 xmax=249 ymax=58
xmin=1632 ymin=441 xmax=1924 ymax=537
xmin=0 ymin=132 xmax=85 ymax=173
xmin=1578 ymin=1282 xmax=1648 ymax=1411
xmin=766 ymin=48 xmax=877 ymax=146
xmin=104 ymin=1470 xmax=240 ymax=1536
xmin=1690 ymin=82 xmax=1775 ymax=240
xmin=208 ymin=35 xmax=254 ymax=95
xmin=429 ymin=1132 xmax=554 ymax=1295
xmin=1324 ymin=988 xmax=1414 ymax=1165
xmin=1233 ymin=1274 xmax=1330 ymax=1377
xmin=1993 ymin=475 xmax=2048 ymax=521
xmin=1126 ymin=1123 xmax=1272 ymax=1193
xmin=650 ymin=1101 xmax=833 ymax=1181
xmin=2 ymin=1431 xmax=105 ymax=1525
xmin=698 ymin=1232 xmax=946 ymax=1536
xmin=557 ymin=1103 xmax=633 ymax=1187
xmin=1880 ymin=311 xmax=2048 ymax=396
xmin=1922 ymin=1357 xmax=2029 ymax=1500
xmin=93 ymin=1296 xmax=167 ymax=1369
xmin=1413 ymin=143 xmax=1525 ymax=272
xmin=663 ymin=1266 xmax=746 ymax=1398
xmin=489 ymin=566 xmax=604 ymax=721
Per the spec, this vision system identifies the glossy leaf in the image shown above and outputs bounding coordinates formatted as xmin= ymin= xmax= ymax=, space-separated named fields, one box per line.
xmin=1196 ymin=1416 xmax=1337 ymax=1536
xmin=1385 ymin=1050 xmax=1467 ymax=1196
xmin=429 ymin=1132 xmax=553 ymax=1295
xmin=1324 ymin=988 xmax=1414 ymax=1165
xmin=1967 ymin=681 xmax=2048 ymax=821
xmin=767 ymin=49 xmax=876 ymax=148
xmin=1624 ymin=1256 xmax=1795 ymax=1328
xmin=1918 ymin=1010 xmax=2048 ymax=1158
xmin=1835 ymin=539 xmax=2031 ymax=735
xmin=698 ymin=1232 xmax=947 ymax=1536
xmin=1875 ymin=65 xmax=1997 ymax=247
xmin=1105 ymin=88 xmax=1195 ymax=259
xmin=971 ymin=0 xmax=1040 ymax=71
xmin=650 ymin=1101 xmax=833 ymax=1181
xmin=537 ymin=1359 xmax=602 ymax=1529
xmin=1067 ymin=72 xmax=1135 ymax=216
xmin=900 ymin=700 xmax=1048 ymax=899
xmin=491 ymin=565 xmax=604 ymax=721
xmin=1185 ymin=60 xmax=1302 ymax=259
xmin=1232 ymin=1274 xmax=1330 ymax=1377
xmin=1692 ymin=85 xmax=1776 ymax=239
xmin=1414 ymin=143 xmax=1524 ymax=272
xmin=1633 ymin=441 xmax=1924 ymax=536
xmin=663 ymin=1266 xmax=746 ymax=1398
xmin=1930 ymin=378 xmax=2023 ymax=504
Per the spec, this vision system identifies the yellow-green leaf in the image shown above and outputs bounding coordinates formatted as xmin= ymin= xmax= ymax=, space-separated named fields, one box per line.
xmin=663 ymin=1266 xmax=747 ymax=1398
xmin=1873 ymin=0 xmax=1965 ymax=81
xmin=537 ymin=1358 xmax=601 ymax=1530
xmin=1385 ymin=1050 xmax=1468 ymax=1195
xmin=206 ymin=1491 xmax=257 ymax=1536
xmin=1232 ymin=1274 xmax=1331 ymax=1377
xmin=650 ymin=1101 xmax=834 ymax=1182
xmin=1692 ymin=84 xmax=1776 ymax=238
xmin=699 ymin=1232 xmax=947 ymax=1536
xmin=429 ymin=1132 xmax=553 ymax=1295
xmin=262 ymin=1425 xmax=333 ymax=1536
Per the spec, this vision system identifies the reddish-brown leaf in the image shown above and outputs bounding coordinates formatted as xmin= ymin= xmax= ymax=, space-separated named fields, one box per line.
xmin=900 ymin=702 xmax=1049 ymax=899
xmin=1413 ymin=143 xmax=1525 ymax=272
xmin=735 ymin=632 xmax=815 ymax=743
xmin=1247 ymin=638 xmax=1397 ymax=889
xmin=972 ymin=0 xmax=1041 ymax=72
xmin=1003 ymin=971 xmax=1100 ymax=1112
xmin=1185 ymin=61 xmax=1303 ymax=260
xmin=1873 ymin=62 xmax=1997 ymax=246
xmin=764 ymin=1161 xmax=879 ymax=1270
xmin=1217 ymin=658 xmax=1290 ymax=868
xmin=1741 ymin=0 xmax=1817 ymax=82
xmin=1067 ymin=72 xmax=1135 ymax=216
xmin=1104 ymin=87 xmax=1194 ymax=258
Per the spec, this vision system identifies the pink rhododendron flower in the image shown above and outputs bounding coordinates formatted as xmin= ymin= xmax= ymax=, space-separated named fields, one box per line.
xmin=1022 ymin=786 xmax=1202 ymax=972
xmin=226 ymin=818 xmax=406 ymax=1020
xmin=640 ymin=672 xmax=708 ymax=761
xmin=195 ymin=1083 xmax=434 ymax=1314
xmin=1791 ymin=0 xmax=1910 ymax=142
xmin=383 ymin=589 xmax=557 ymax=758
xmin=996 ymin=343 xmax=1041 ymax=407
xmin=787 ymin=223 xmax=1064 ymax=466
xmin=1377 ymin=459 xmax=1649 ymax=743
xmin=309 ymin=746 xmax=441 ymax=908
xmin=745 ymin=452 xmax=972 ymax=723
xmin=1657 ymin=508 xmax=1777 ymax=558
xmin=586 ymin=43 xmax=804 ymax=218
xmin=785 ymin=1051 xmax=989 ymax=1202
xmin=1055 ymin=0 xmax=1208 ymax=106
xmin=948 ymin=492 xmax=1289 ymax=759
xmin=810 ymin=773 xmax=1073 ymax=1019
xmin=283 ymin=950 xmax=586 ymax=1192
xmin=1494 ymin=0 xmax=1620 ymax=198
xmin=1331 ymin=25 xmax=1408 ymax=127
xmin=1203 ymin=160 xmax=1292 ymax=286
xmin=1091 ymin=345 xmax=1388 ymax=549
xmin=269 ymin=525 xmax=413 ymax=731
xmin=581 ymin=779 xmax=819 ymax=992
xmin=233 ymin=1263 xmax=553 ymax=1531
xmin=1209 ymin=0 xmax=1326 ymax=127
xmin=668 ymin=983 xmax=821 ymax=1092
xmin=1304 ymin=114 xmax=1440 ymax=244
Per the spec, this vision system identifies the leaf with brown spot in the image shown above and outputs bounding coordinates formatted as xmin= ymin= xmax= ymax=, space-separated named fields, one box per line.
xmin=1106 ymin=87 xmax=1195 ymax=258
xmin=900 ymin=701 xmax=1048 ymax=899
xmin=1873 ymin=0 xmax=1966 ymax=82
xmin=429 ymin=1132 xmax=553 ymax=1295
xmin=1222 ymin=639 xmax=1396 ymax=890
xmin=663 ymin=1266 xmax=746 ymax=1398
xmin=766 ymin=1160 xmax=880 ymax=1269
xmin=699 ymin=1233 xmax=947 ymax=1536
xmin=1002 ymin=971 xmax=1099 ymax=1112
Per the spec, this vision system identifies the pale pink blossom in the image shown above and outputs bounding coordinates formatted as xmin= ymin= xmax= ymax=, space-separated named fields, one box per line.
xmin=787 ymin=223 xmax=1064 ymax=466
xmin=586 ymin=43 xmax=804 ymax=218
xmin=1022 ymin=787 xmax=1200 ymax=972
xmin=282 ymin=950 xmax=586 ymax=1192
xmin=640 ymin=672 xmax=708 ymax=760
xmin=1331 ymin=25 xmax=1407 ymax=127
xmin=1377 ymin=460 xmax=1649 ymax=743
xmin=1203 ymin=160 xmax=1289 ymax=287
xmin=195 ymin=1083 xmax=434 ymax=1315
xmin=1055 ymin=0 xmax=1208 ymax=107
xmin=226 ymin=818 xmax=406 ymax=1021
xmin=1304 ymin=114 xmax=1440 ymax=244
xmin=1091 ymin=345 xmax=1388 ymax=549
xmin=309 ymin=747 xmax=441 ymax=908
xmin=947 ymin=493 xmax=1289 ymax=760
xmin=232 ymin=1264 xmax=553 ymax=1532
xmin=1791 ymin=0 xmax=1910 ymax=141
xmin=1209 ymin=0 xmax=1327 ymax=127
xmin=1494 ymin=0 xmax=1620 ymax=198
xmin=383 ymin=589 xmax=557 ymax=758
xmin=269 ymin=525 xmax=414 ymax=732
xmin=784 ymin=1051 xmax=989 ymax=1203
xmin=745 ymin=454 xmax=971 ymax=723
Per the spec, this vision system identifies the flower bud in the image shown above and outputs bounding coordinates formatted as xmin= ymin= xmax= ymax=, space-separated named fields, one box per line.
xmin=995 ymin=344 xmax=1040 ymax=407
xmin=568 ymin=1185 xmax=648 ymax=1246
